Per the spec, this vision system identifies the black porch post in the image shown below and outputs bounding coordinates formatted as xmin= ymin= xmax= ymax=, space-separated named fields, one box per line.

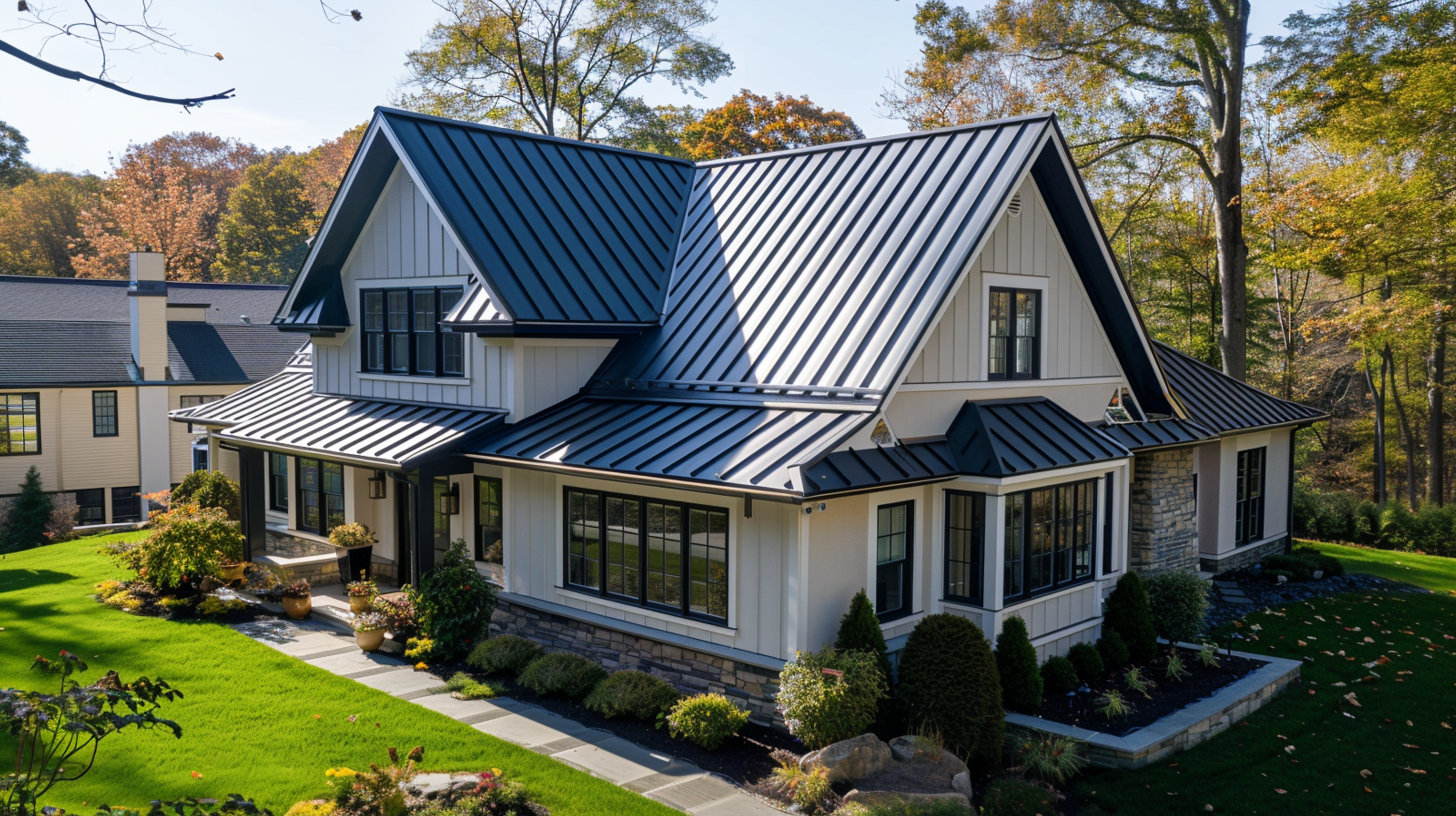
xmin=410 ymin=470 xmax=438 ymax=578
xmin=236 ymin=446 xmax=266 ymax=562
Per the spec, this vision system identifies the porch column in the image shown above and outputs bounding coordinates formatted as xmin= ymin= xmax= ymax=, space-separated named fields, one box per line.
xmin=236 ymin=446 xmax=266 ymax=562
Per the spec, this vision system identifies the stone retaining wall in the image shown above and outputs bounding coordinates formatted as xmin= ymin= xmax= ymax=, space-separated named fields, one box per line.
xmin=1201 ymin=536 xmax=1289 ymax=575
xmin=490 ymin=599 xmax=784 ymax=729
xmin=1129 ymin=449 xmax=1200 ymax=576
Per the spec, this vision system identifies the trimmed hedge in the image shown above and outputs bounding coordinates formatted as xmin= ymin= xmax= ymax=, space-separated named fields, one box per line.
xmin=1067 ymin=642 xmax=1104 ymax=682
xmin=467 ymin=635 xmax=543 ymax=676
xmin=584 ymin=670 xmax=681 ymax=720
xmin=517 ymin=652 xmax=607 ymax=698
xmin=1097 ymin=630 xmax=1130 ymax=669
xmin=896 ymin=613 xmax=1004 ymax=768
xmin=1041 ymin=655 xmax=1080 ymax=696
xmin=1104 ymin=572 xmax=1158 ymax=664
xmin=996 ymin=615 xmax=1043 ymax=713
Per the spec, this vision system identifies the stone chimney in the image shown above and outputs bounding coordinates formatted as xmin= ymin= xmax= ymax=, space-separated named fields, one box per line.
xmin=128 ymin=250 xmax=168 ymax=380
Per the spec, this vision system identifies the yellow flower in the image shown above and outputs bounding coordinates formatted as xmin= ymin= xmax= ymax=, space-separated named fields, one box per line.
xmin=325 ymin=768 xmax=358 ymax=778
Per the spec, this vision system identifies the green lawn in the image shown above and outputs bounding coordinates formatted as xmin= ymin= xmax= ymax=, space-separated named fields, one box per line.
xmin=0 ymin=533 xmax=678 ymax=816
xmin=1301 ymin=540 xmax=1456 ymax=593
xmin=1086 ymin=588 xmax=1456 ymax=814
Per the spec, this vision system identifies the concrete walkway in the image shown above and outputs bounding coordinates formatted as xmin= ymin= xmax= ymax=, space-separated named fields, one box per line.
xmin=233 ymin=617 xmax=781 ymax=816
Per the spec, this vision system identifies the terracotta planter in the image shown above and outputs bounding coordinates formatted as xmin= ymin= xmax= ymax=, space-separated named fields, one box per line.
xmin=349 ymin=595 xmax=374 ymax=614
xmin=282 ymin=595 xmax=312 ymax=619
xmin=356 ymin=629 xmax=385 ymax=651
xmin=219 ymin=563 xmax=246 ymax=584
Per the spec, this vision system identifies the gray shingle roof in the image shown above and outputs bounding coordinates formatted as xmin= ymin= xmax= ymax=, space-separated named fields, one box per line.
xmin=1154 ymin=342 xmax=1327 ymax=434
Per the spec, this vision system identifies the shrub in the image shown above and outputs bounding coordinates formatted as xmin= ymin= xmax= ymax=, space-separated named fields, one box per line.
xmin=1380 ymin=501 xmax=1419 ymax=550
xmin=1040 ymin=656 xmax=1079 ymax=696
xmin=835 ymin=589 xmax=894 ymax=684
xmin=458 ymin=769 xmax=532 ymax=815
xmin=371 ymin=592 xmax=417 ymax=634
xmin=1066 ymin=642 xmax=1104 ymax=682
xmin=169 ymin=470 xmax=242 ymax=520
xmin=996 ymin=615 xmax=1043 ymax=713
xmin=775 ymin=647 xmax=888 ymax=750
xmin=330 ymin=521 xmax=377 ymax=550
xmin=135 ymin=504 xmax=244 ymax=592
xmin=404 ymin=637 xmax=434 ymax=661
xmin=467 ymin=635 xmax=543 ymax=676
xmin=1097 ymin=630 xmax=1129 ymax=669
xmin=665 ymin=693 xmax=750 ymax=750
xmin=517 ymin=652 xmax=607 ymax=698
xmin=770 ymin=755 xmax=834 ymax=814
xmin=437 ymin=672 xmax=504 ymax=700
xmin=584 ymin=670 xmax=681 ymax=721
xmin=982 ymin=777 xmax=1059 ymax=816
xmin=328 ymin=746 xmax=422 ymax=816
xmin=45 ymin=499 xmax=78 ymax=545
xmin=3 ymin=466 xmax=53 ymax=552
xmin=197 ymin=596 xmax=246 ymax=617
xmin=1007 ymin=732 xmax=1087 ymax=785
xmin=104 ymin=589 xmax=142 ymax=612
xmin=1145 ymin=571 xmax=1208 ymax=646
xmin=159 ymin=595 xmax=196 ymax=612
xmin=896 ymin=613 xmax=1004 ymax=768
xmin=94 ymin=580 xmax=125 ymax=600
xmin=284 ymin=800 xmax=336 ymax=816
xmin=1263 ymin=548 xmax=1346 ymax=582
xmin=411 ymin=539 xmax=495 ymax=661
xmin=1293 ymin=546 xmax=1345 ymax=576
xmin=1104 ymin=572 xmax=1158 ymax=664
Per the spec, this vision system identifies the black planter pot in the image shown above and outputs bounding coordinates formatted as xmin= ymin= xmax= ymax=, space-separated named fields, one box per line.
xmin=339 ymin=545 xmax=374 ymax=583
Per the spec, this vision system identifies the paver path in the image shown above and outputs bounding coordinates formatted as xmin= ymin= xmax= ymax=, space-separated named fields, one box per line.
xmin=234 ymin=618 xmax=781 ymax=815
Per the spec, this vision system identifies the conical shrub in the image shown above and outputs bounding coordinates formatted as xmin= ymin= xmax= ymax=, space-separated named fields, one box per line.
xmin=996 ymin=615 xmax=1043 ymax=713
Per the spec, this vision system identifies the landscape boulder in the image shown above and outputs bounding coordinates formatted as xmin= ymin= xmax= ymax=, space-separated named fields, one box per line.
xmin=842 ymin=790 xmax=972 ymax=810
xmin=800 ymin=733 xmax=893 ymax=783
xmin=951 ymin=771 xmax=973 ymax=799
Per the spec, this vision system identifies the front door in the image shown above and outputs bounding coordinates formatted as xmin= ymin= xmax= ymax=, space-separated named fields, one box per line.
xmin=395 ymin=480 xmax=413 ymax=586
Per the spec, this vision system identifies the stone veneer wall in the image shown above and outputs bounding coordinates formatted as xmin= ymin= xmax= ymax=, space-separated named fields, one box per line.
xmin=1201 ymin=535 xmax=1288 ymax=575
xmin=491 ymin=599 xmax=783 ymax=729
xmin=1128 ymin=448 xmax=1200 ymax=575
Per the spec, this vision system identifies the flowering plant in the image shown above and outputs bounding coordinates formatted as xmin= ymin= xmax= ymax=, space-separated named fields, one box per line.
xmin=346 ymin=572 xmax=378 ymax=598
xmin=351 ymin=612 xmax=390 ymax=633
xmin=281 ymin=579 xmax=312 ymax=600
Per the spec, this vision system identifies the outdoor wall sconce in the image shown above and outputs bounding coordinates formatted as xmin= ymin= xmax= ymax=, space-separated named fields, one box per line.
xmin=439 ymin=482 xmax=460 ymax=516
xmin=367 ymin=470 xmax=387 ymax=500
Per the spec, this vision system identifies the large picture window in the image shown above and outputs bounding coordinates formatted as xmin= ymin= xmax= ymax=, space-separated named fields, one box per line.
xmin=1004 ymin=479 xmax=1095 ymax=603
xmin=268 ymin=452 xmax=288 ymax=512
xmin=361 ymin=286 xmax=464 ymax=378
xmin=1 ymin=393 xmax=40 ymax=455
xmin=297 ymin=458 xmax=344 ymax=536
xmin=92 ymin=391 xmax=118 ymax=437
xmin=944 ymin=492 xmax=984 ymax=605
xmin=564 ymin=488 xmax=728 ymax=624
xmin=988 ymin=287 xmax=1040 ymax=379
xmin=1235 ymin=447 xmax=1266 ymax=546
xmin=476 ymin=476 xmax=503 ymax=585
xmin=876 ymin=501 xmax=914 ymax=620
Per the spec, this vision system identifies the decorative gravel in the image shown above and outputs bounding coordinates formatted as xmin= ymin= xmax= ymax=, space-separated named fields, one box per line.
xmin=1205 ymin=571 xmax=1425 ymax=629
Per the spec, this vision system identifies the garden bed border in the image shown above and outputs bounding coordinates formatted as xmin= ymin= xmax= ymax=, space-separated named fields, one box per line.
xmin=1005 ymin=645 xmax=1302 ymax=769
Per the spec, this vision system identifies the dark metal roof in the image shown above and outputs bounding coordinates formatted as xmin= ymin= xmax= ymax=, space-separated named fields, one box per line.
xmin=1154 ymin=342 xmax=1327 ymax=434
xmin=441 ymin=283 xmax=511 ymax=330
xmin=803 ymin=440 xmax=960 ymax=497
xmin=945 ymin=397 xmax=1128 ymax=478
xmin=465 ymin=397 xmax=870 ymax=495
xmin=593 ymin=116 xmax=1053 ymax=394
xmin=1096 ymin=418 xmax=1214 ymax=451
xmin=175 ymin=369 xmax=505 ymax=470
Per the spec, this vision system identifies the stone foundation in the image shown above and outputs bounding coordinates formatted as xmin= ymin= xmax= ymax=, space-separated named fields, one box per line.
xmin=1201 ymin=536 xmax=1289 ymax=575
xmin=490 ymin=599 xmax=783 ymax=729
xmin=264 ymin=529 xmax=335 ymax=557
xmin=1129 ymin=449 xmax=1199 ymax=576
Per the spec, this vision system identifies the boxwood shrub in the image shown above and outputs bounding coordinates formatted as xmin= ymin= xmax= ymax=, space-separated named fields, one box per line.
xmin=896 ymin=613 xmax=1004 ymax=768
xmin=1067 ymin=642 xmax=1104 ymax=682
xmin=1041 ymin=655 xmax=1080 ymax=696
xmin=665 ymin=693 xmax=750 ymax=750
xmin=995 ymin=615 xmax=1043 ymax=713
xmin=517 ymin=652 xmax=607 ymax=698
xmin=584 ymin=670 xmax=681 ymax=720
xmin=467 ymin=635 xmax=542 ymax=676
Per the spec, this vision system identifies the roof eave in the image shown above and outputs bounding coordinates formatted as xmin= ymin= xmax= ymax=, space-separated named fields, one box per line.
xmin=461 ymin=452 xmax=804 ymax=501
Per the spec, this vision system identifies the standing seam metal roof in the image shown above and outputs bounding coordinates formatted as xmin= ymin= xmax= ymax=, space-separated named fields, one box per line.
xmin=1095 ymin=418 xmax=1214 ymax=451
xmin=1154 ymin=342 xmax=1327 ymax=434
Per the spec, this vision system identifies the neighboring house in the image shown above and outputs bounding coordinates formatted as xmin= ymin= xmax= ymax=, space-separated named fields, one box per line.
xmin=174 ymin=108 xmax=1324 ymax=725
xmin=0 ymin=263 xmax=301 ymax=525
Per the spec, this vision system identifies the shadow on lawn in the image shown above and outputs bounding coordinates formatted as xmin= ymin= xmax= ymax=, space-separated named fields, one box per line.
xmin=0 ymin=568 xmax=78 ymax=594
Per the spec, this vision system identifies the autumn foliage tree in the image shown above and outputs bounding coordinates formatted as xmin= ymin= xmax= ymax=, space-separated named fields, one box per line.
xmin=0 ymin=172 xmax=101 ymax=277
xmin=620 ymin=90 xmax=863 ymax=160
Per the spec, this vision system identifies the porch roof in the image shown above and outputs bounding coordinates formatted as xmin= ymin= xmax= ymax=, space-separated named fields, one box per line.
xmin=171 ymin=369 xmax=505 ymax=470
xmin=1154 ymin=342 xmax=1327 ymax=434
xmin=1095 ymin=417 xmax=1214 ymax=452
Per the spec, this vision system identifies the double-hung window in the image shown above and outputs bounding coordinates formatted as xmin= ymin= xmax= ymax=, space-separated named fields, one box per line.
xmin=361 ymin=286 xmax=464 ymax=377
xmin=564 ymin=488 xmax=729 ymax=624
xmin=876 ymin=501 xmax=914 ymax=620
xmin=92 ymin=391 xmax=118 ymax=437
xmin=297 ymin=458 xmax=344 ymax=536
xmin=1004 ymin=480 xmax=1095 ymax=603
xmin=988 ymin=287 xmax=1040 ymax=379
xmin=75 ymin=488 xmax=105 ymax=525
xmin=268 ymin=452 xmax=289 ymax=512
xmin=476 ymin=476 xmax=503 ymax=585
xmin=1235 ymin=447 xmax=1266 ymax=545
xmin=944 ymin=492 xmax=985 ymax=605
xmin=0 ymin=393 xmax=40 ymax=455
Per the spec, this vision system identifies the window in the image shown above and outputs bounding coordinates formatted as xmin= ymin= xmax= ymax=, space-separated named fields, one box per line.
xmin=75 ymin=488 xmax=105 ymax=525
xmin=297 ymin=458 xmax=344 ymax=536
xmin=361 ymin=286 xmax=464 ymax=378
xmin=178 ymin=395 xmax=223 ymax=433
xmin=0 ymin=393 xmax=40 ymax=455
xmin=1003 ymin=479 xmax=1096 ymax=603
xmin=988 ymin=287 xmax=1040 ymax=379
xmin=876 ymin=501 xmax=913 ymax=620
xmin=1235 ymin=447 xmax=1266 ymax=546
xmin=476 ymin=476 xmax=503 ymax=585
xmin=92 ymin=391 xmax=118 ymax=437
xmin=564 ymin=488 xmax=729 ymax=624
xmin=111 ymin=486 xmax=141 ymax=523
xmin=268 ymin=452 xmax=289 ymax=512
xmin=944 ymin=492 xmax=985 ymax=605
xmin=432 ymin=476 xmax=452 ymax=558
xmin=191 ymin=445 xmax=209 ymax=473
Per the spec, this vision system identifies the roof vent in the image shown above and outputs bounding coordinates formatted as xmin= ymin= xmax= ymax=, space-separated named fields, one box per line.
xmin=870 ymin=418 xmax=894 ymax=446
xmin=1007 ymin=193 xmax=1022 ymax=217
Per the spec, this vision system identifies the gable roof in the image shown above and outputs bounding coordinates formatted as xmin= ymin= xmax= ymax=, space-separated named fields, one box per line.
xmin=1154 ymin=342 xmax=1327 ymax=434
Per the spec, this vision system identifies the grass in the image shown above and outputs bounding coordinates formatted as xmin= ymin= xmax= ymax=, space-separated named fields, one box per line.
xmin=1086 ymin=587 xmax=1456 ymax=814
xmin=0 ymin=533 xmax=678 ymax=816
xmin=1300 ymin=539 xmax=1456 ymax=593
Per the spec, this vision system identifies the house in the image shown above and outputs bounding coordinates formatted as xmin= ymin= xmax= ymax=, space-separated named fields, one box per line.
xmin=173 ymin=107 xmax=1324 ymax=725
xmin=0 ymin=264 xmax=301 ymax=526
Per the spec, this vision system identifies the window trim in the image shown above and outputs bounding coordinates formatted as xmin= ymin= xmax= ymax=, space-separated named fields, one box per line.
xmin=875 ymin=500 xmax=915 ymax=622
xmin=91 ymin=390 xmax=118 ymax=438
xmin=1003 ymin=478 xmax=1097 ymax=604
xmin=268 ymin=452 xmax=289 ymax=513
xmin=111 ymin=486 xmax=141 ymax=523
xmin=1234 ymin=447 xmax=1267 ymax=546
xmin=986 ymin=286 xmax=1042 ymax=380
xmin=359 ymin=286 xmax=465 ymax=379
xmin=943 ymin=491 xmax=985 ymax=606
xmin=476 ymin=475 xmax=504 ymax=585
xmin=561 ymin=486 xmax=730 ymax=626
xmin=0 ymin=392 xmax=41 ymax=456
xmin=296 ymin=457 xmax=345 ymax=537
xmin=75 ymin=488 xmax=105 ymax=526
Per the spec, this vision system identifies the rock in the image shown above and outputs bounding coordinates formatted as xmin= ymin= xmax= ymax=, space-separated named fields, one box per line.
xmin=939 ymin=750 xmax=969 ymax=780
xmin=407 ymin=772 xmax=478 ymax=800
xmin=888 ymin=735 xmax=926 ymax=763
xmin=952 ymin=771 xmax=973 ymax=799
xmin=843 ymin=790 xmax=971 ymax=809
xmin=801 ymin=733 xmax=893 ymax=784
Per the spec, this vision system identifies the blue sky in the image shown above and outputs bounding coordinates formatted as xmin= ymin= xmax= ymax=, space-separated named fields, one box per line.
xmin=1 ymin=0 xmax=1322 ymax=174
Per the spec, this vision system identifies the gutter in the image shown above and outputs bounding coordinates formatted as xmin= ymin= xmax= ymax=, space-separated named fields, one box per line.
xmin=461 ymin=453 xmax=803 ymax=503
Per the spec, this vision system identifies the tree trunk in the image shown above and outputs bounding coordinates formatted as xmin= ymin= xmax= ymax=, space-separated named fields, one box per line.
xmin=1213 ymin=164 xmax=1247 ymax=382
xmin=1385 ymin=345 xmax=1420 ymax=510
xmin=1429 ymin=306 xmax=1447 ymax=506
xmin=1367 ymin=358 xmax=1388 ymax=505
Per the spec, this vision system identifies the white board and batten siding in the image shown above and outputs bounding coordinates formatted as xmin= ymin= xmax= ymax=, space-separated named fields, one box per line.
xmin=517 ymin=343 xmax=614 ymax=419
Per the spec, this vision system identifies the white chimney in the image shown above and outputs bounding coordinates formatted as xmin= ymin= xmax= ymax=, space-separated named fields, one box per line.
xmin=129 ymin=250 xmax=168 ymax=380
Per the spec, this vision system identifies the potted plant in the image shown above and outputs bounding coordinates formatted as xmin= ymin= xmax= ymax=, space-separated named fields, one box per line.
xmin=281 ymin=578 xmax=312 ymax=619
xmin=331 ymin=522 xmax=377 ymax=584
xmin=352 ymin=611 xmax=389 ymax=652
xmin=346 ymin=572 xmax=378 ymax=614
xmin=218 ymin=561 xmax=247 ymax=585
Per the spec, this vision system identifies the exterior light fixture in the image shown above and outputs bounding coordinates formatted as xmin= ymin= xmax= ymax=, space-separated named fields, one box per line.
xmin=439 ymin=482 xmax=460 ymax=516
xmin=368 ymin=470 xmax=387 ymax=500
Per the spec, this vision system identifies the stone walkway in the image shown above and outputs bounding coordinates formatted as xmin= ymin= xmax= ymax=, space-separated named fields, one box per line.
xmin=233 ymin=617 xmax=782 ymax=815
xmin=1212 ymin=578 xmax=1253 ymax=607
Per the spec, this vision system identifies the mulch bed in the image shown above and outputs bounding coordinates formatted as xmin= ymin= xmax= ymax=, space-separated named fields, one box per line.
xmin=1028 ymin=646 xmax=1263 ymax=737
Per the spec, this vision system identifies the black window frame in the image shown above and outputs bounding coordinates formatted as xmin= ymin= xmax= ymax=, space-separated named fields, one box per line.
xmin=0 ymin=392 xmax=41 ymax=456
xmin=91 ymin=390 xmax=118 ymax=438
xmin=562 ymin=487 xmax=730 ymax=626
xmin=1003 ymin=479 xmax=1097 ymax=603
xmin=111 ymin=486 xmax=141 ymax=523
xmin=476 ymin=475 xmax=503 ymax=584
xmin=268 ymin=452 xmax=289 ymax=512
xmin=75 ymin=488 xmax=105 ymax=525
xmin=943 ymin=491 xmax=985 ymax=606
xmin=296 ymin=457 xmax=345 ymax=537
xmin=875 ymin=500 xmax=915 ymax=621
xmin=1235 ymin=447 xmax=1266 ymax=546
xmin=178 ymin=395 xmax=223 ymax=433
xmin=360 ymin=286 xmax=465 ymax=378
xmin=987 ymin=286 xmax=1041 ymax=380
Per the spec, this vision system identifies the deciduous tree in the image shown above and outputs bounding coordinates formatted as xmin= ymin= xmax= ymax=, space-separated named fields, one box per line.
xmin=0 ymin=120 xmax=35 ymax=188
xmin=0 ymin=172 xmax=100 ymax=277
xmin=619 ymin=90 xmax=863 ymax=159
xmin=214 ymin=156 xmax=315 ymax=283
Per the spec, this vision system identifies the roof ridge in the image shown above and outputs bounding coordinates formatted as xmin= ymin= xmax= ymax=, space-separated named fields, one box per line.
xmin=0 ymin=274 xmax=289 ymax=290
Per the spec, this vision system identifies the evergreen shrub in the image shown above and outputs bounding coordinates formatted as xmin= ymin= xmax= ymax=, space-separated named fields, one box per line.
xmin=1040 ymin=656 xmax=1079 ymax=696
xmin=775 ymin=647 xmax=888 ymax=749
xmin=517 ymin=652 xmax=607 ymax=699
xmin=1066 ymin=642 xmax=1104 ymax=682
xmin=896 ymin=613 xmax=1003 ymax=768
xmin=411 ymin=539 xmax=495 ymax=661
xmin=3 ymin=466 xmax=52 ymax=552
xmin=1097 ymin=630 xmax=1130 ymax=669
xmin=467 ymin=635 xmax=542 ymax=676
xmin=1104 ymin=572 xmax=1158 ymax=663
xmin=170 ymin=470 xmax=242 ymax=520
xmin=584 ymin=671 xmax=681 ymax=720
xmin=995 ymin=615 xmax=1043 ymax=713
xmin=1145 ymin=571 xmax=1209 ymax=646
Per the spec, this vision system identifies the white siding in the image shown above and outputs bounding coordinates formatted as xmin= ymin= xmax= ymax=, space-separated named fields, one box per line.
xmin=518 ymin=343 xmax=615 ymax=419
